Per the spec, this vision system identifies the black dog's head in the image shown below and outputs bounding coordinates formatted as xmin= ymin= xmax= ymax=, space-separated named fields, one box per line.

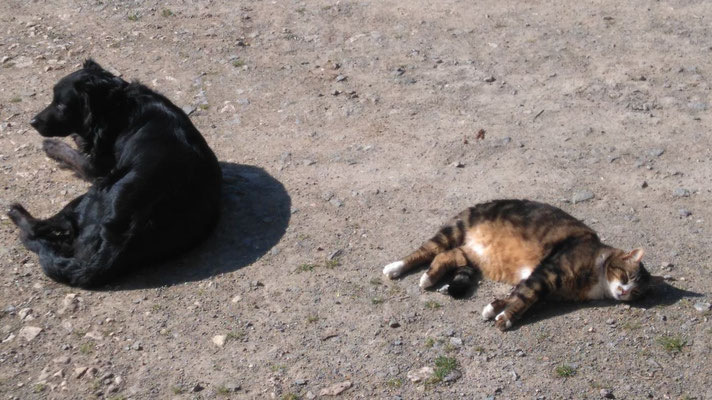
xmin=30 ymin=59 xmax=125 ymax=137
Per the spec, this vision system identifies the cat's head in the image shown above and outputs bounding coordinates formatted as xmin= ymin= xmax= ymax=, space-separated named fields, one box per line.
xmin=603 ymin=248 xmax=656 ymax=301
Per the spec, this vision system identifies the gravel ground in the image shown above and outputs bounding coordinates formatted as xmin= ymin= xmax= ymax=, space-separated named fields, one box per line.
xmin=0 ymin=1 xmax=710 ymax=399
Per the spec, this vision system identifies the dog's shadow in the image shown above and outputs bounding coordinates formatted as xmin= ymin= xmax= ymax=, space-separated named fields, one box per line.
xmin=116 ymin=162 xmax=291 ymax=289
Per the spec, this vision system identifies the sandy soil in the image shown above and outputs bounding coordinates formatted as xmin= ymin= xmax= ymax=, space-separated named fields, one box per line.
xmin=0 ymin=1 xmax=710 ymax=399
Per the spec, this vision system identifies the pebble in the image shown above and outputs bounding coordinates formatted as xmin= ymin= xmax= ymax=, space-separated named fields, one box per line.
xmin=192 ymin=383 xmax=204 ymax=392
xmin=648 ymin=148 xmax=665 ymax=157
xmin=182 ymin=105 xmax=196 ymax=116
xmin=131 ymin=341 xmax=143 ymax=351
xmin=673 ymin=188 xmax=690 ymax=197
xmin=407 ymin=366 xmax=434 ymax=382
xmin=443 ymin=369 xmax=462 ymax=382
xmin=52 ymin=356 xmax=71 ymax=364
xmin=319 ymin=381 xmax=351 ymax=396
xmin=212 ymin=335 xmax=227 ymax=347
xmin=606 ymin=319 xmax=616 ymax=325
xmin=693 ymin=302 xmax=711 ymax=313
xmin=18 ymin=326 xmax=42 ymax=342
xmin=388 ymin=319 xmax=400 ymax=328
xmin=572 ymin=189 xmax=595 ymax=204
xmin=451 ymin=161 xmax=465 ymax=168
xmin=678 ymin=209 xmax=692 ymax=217
xmin=329 ymin=198 xmax=343 ymax=208
xmin=449 ymin=337 xmax=463 ymax=348
xmin=74 ymin=367 xmax=88 ymax=379
xmin=224 ymin=382 xmax=241 ymax=392
xmin=484 ymin=76 xmax=496 ymax=83
xmin=59 ymin=294 xmax=79 ymax=314
xmin=335 ymin=74 xmax=347 ymax=82
xmin=18 ymin=308 xmax=32 ymax=320
xmin=600 ymin=388 xmax=615 ymax=398
xmin=328 ymin=249 xmax=343 ymax=260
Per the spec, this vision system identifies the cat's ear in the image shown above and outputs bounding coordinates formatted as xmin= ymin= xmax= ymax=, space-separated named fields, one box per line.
xmin=622 ymin=248 xmax=644 ymax=263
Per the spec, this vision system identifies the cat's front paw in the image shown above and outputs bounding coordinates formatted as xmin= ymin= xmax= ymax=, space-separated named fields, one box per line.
xmin=419 ymin=273 xmax=434 ymax=288
xmin=482 ymin=299 xmax=506 ymax=320
xmin=383 ymin=261 xmax=405 ymax=279
xmin=494 ymin=311 xmax=513 ymax=331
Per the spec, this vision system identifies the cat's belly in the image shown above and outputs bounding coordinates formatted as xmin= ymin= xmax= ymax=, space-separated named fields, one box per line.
xmin=465 ymin=225 xmax=546 ymax=285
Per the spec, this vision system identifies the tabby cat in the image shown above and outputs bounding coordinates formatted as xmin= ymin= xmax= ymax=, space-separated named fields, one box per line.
xmin=382 ymin=199 xmax=658 ymax=330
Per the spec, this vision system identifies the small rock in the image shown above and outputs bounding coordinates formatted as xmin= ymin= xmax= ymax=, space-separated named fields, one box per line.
xmin=212 ymin=335 xmax=227 ymax=347
xmin=328 ymin=249 xmax=343 ymax=260
xmin=648 ymin=148 xmax=665 ymax=157
xmin=641 ymin=181 xmax=648 ymax=189
xmin=335 ymin=74 xmax=347 ymax=82
xmin=673 ymin=188 xmax=690 ymax=197
xmin=388 ymin=319 xmax=400 ymax=328
xmin=443 ymin=369 xmax=462 ymax=382
xmin=451 ymin=161 xmax=465 ymax=168
xmin=18 ymin=326 xmax=42 ymax=342
xmin=58 ymin=294 xmax=79 ymax=314
xmin=693 ymin=302 xmax=711 ymax=313
xmin=192 ymin=383 xmax=204 ymax=392
xmin=329 ymin=198 xmax=343 ymax=208
xmin=678 ymin=209 xmax=692 ymax=217
xmin=319 ymin=381 xmax=351 ymax=396
xmin=305 ymin=391 xmax=316 ymax=399
xmin=182 ymin=105 xmax=196 ymax=116
xmin=606 ymin=318 xmax=616 ymax=325
xmin=74 ymin=367 xmax=88 ymax=379
xmin=572 ymin=189 xmax=595 ymax=204
xmin=131 ymin=341 xmax=143 ymax=351
xmin=223 ymin=382 xmax=241 ymax=392
xmin=84 ymin=331 xmax=103 ymax=340
xmin=600 ymin=388 xmax=615 ymax=399
xmin=52 ymin=356 xmax=71 ymax=364
xmin=18 ymin=308 xmax=32 ymax=320
xmin=407 ymin=366 xmax=434 ymax=383
xmin=510 ymin=370 xmax=520 ymax=381
xmin=484 ymin=76 xmax=496 ymax=83
xmin=449 ymin=337 xmax=463 ymax=348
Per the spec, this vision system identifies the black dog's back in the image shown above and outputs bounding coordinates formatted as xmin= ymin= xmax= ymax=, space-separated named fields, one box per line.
xmin=9 ymin=60 xmax=222 ymax=288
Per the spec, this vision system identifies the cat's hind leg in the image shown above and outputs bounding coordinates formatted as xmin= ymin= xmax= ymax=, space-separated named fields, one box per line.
xmin=383 ymin=221 xmax=466 ymax=279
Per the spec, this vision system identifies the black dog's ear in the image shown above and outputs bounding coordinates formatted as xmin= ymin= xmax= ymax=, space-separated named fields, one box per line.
xmin=83 ymin=59 xmax=105 ymax=72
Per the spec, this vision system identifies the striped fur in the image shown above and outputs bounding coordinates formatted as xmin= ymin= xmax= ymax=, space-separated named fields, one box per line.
xmin=383 ymin=199 xmax=656 ymax=331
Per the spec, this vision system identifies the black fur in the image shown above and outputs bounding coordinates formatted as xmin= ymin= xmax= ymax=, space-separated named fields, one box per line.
xmin=8 ymin=59 xmax=222 ymax=288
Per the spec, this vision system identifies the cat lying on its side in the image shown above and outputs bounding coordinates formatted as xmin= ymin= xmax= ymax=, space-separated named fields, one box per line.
xmin=383 ymin=199 xmax=662 ymax=330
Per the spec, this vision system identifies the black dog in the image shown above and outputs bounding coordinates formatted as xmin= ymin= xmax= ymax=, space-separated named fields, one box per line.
xmin=8 ymin=60 xmax=222 ymax=288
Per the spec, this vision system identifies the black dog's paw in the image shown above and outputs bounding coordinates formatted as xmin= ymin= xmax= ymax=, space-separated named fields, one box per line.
xmin=42 ymin=139 xmax=73 ymax=162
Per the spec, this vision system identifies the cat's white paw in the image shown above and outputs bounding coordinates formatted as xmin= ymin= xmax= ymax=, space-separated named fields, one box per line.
xmin=383 ymin=261 xmax=405 ymax=279
xmin=482 ymin=303 xmax=497 ymax=320
xmin=419 ymin=273 xmax=434 ymax=288
xmin=495 ymin=311 xmax=512 ymax=330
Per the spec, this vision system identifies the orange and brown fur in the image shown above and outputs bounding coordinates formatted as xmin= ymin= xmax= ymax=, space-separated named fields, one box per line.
xmin=383 ymin=199 xmax=659 ymax=330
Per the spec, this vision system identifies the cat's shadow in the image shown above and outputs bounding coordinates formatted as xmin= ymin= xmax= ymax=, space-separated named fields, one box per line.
xmin=497 ymin=281 xmax=701 ymax=331
xmin=109 ymin=162 xmax=291 ymax=289
xmin=426 ymin=271 xmax=704 ymax=330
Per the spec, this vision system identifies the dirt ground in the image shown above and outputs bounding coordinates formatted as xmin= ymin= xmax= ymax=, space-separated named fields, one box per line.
xmin=1 ymin=0 xmax=711 ymax=399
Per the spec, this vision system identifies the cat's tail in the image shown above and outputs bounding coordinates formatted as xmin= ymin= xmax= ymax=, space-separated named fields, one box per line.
xmin=383 ymin=217 xmax=467 ymax=279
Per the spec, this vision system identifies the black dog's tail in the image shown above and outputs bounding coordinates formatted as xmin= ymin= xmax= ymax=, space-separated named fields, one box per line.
xmin=447 ymin=265 xmax=478 ymax=298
